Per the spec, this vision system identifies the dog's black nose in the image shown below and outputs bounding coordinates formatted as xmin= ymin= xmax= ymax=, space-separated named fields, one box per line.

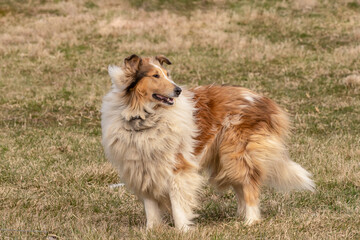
xmin=174 ymin=86 xmax=182 ymax=96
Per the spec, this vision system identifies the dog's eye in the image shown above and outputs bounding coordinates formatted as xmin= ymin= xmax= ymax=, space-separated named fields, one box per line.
xmin=153 ymin=74 xmax=160 ymax=78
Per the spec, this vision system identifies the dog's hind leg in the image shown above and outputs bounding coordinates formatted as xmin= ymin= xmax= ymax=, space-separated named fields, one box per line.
xmin=233 ymin=184 xmax=245 ymax=217
xmin=212 ymin=126 xmax=263 ymax=225
xmin=227 ymin=150 xmax=262 ymax=225
xmin=143 ymin=198 xmax=162 ymax=229
xmin=233 ymin=183 xmax=261 ymax=225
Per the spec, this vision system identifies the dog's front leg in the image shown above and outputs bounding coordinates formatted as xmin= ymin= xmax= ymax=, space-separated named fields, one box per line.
xmin=169 ymin=192 xmax=192 ymax=231
xmin=169 ymin=175 xmax=197 ymax=232
xmin=143 ymin=197 xmax=162 ymax=229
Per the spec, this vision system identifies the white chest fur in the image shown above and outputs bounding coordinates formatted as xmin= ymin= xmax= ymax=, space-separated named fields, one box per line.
xmin=101 ymin=91 xmax=197 ymax=199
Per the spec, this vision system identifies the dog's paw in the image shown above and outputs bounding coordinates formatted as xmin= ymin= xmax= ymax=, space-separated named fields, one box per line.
xmin=244 ymin=217 xmax=261 ymax=226
xmin=146 ymin=221 xmax=163 ymax=230
xmin=244 ymin=205 xmax=261 ymax=226
xmin=179 ymin=224 xmax=192 ymax=232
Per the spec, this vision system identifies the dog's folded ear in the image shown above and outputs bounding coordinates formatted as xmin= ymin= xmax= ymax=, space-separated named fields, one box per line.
xmin=155 ymin=55 xmax=172 ymax=66
xmin=124 ymin=54 xmax=142 ymax=71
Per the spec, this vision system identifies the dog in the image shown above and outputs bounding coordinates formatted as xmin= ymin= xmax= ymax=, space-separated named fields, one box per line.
xmin=101 ymin=54 xmax=315 ymax=231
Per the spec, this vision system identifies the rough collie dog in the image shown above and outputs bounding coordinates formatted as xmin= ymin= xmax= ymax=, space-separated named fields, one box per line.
xmin=101 ymin=54 xmax=315 ymax=231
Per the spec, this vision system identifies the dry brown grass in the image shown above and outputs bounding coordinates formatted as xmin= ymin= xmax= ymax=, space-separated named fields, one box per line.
xmin=97 ymin=7 xmax=302 ymax=62
xmin=1 ymin=0 xmax=359 ymax=239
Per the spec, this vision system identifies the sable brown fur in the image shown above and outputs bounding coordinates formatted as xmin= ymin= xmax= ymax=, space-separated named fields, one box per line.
xmin=174 ymin=153 xmax=196 ymax=173
xmin=187 ymin=85 xmax=314 ymax=223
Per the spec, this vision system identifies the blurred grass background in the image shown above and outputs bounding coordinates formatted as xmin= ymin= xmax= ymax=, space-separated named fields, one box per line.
xmin=0 ymin=0 xmax=359 ymax=239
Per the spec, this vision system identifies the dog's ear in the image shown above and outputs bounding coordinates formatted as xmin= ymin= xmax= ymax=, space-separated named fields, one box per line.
xmin=108 ymin=65 xmax=124 ymax=87
xmin=124 ymin=54 xmax=142 ymax=71
xmin=155 ymin=55 xmax=172 ymax=66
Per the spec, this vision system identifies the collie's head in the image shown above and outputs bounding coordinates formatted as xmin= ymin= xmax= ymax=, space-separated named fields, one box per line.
xmin=109 ymin=54 xmax=181 ymax=109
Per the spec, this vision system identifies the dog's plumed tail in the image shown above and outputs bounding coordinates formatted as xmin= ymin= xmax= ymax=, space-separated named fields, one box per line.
xmin=252 ymin=135 xmax=315 ymax=192
xmin=265 ymin=153 xmax=315 ymax=192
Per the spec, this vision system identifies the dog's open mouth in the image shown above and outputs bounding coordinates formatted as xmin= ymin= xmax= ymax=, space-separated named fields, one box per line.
xmin=152 ymin=94 xmax=174 ymax=105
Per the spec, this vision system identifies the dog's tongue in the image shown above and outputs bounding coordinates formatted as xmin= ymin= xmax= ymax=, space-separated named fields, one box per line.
xmin=155 ymin=94 xmax=166 ymax=100
xmin=156 ymin=94 xmax=173 ymax=104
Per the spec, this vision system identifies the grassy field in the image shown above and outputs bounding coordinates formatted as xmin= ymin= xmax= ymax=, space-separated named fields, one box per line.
xmin=1 ymin=0 xmax=360 ymax=239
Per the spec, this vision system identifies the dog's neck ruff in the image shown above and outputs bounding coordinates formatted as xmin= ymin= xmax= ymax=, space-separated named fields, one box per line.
xmin=129 ymin=108 xmax=152 ymax=121
xmin=123 ymin=108 xmax=160 ymax=132
xmin=130 ymin=115 xmax=142 ymax=121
